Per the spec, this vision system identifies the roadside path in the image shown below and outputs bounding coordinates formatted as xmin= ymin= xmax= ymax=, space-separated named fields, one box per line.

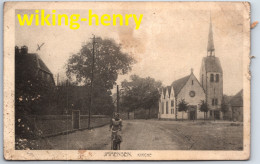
xmin=36 ymin=119 xmax=242 ymax=150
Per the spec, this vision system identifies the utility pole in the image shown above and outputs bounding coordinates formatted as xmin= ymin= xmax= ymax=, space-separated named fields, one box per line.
xmin=117 ymin=85 xmax=119 ymax=113
xmin=88 ymin=35 xmax=95 ymax=130
xmin=66 ymin=65 xmax=69 ymax=115
xmin=57 ymin=73 xmax=59 ymax=86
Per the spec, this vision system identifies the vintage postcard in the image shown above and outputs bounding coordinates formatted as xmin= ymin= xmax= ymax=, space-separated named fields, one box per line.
xmin=3 ymin=1 xmax=250 ymax=160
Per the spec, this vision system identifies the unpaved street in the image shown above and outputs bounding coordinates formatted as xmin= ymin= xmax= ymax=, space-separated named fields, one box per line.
xmin=36 ymin=119 xmax=243 ymax=150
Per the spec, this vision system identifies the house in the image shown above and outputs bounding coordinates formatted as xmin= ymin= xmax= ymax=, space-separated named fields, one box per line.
xmin=229 ymin=89 xmax=243 ymax=122
xmin=15 ymin=45 xmax=56 ymax=115
xmin=158 ymin=69 xmax=206 ymax=120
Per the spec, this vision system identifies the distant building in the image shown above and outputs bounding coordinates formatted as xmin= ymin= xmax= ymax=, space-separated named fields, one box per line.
xmin=229 ymin=90 xmax=243 ymax=122
xmin=159 ymin=17 xmax=224 ymax=120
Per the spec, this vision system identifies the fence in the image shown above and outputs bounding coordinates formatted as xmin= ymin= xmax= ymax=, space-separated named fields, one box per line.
xmin=27 ymin=115 xmax=110 ymax=138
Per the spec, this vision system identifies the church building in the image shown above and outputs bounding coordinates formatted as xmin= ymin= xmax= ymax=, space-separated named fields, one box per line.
xmin=158 ymin=69 xmax=206 ymax=120
xmin=158 ymin=17 xmax=223 ymax=120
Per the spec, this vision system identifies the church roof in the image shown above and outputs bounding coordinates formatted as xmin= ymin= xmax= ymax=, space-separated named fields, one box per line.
xmin=161 ymin=71 xmax=203 ymax=98
xmin=230 ymin=89 xmax=243 ymax=107
xmin=159 ymin=87 xmax=166 ymax=99
xmin=171 ymin=75 xmax=190 ymax=96
xmin=202 ymin=56 xmax=223 ymax=73
xmin=167 ymin=86 xmax=172 ymax=97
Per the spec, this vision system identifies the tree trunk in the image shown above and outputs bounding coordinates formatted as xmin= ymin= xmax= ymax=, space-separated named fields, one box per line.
xmin=182 ymin=111 xmax=183 ymax=121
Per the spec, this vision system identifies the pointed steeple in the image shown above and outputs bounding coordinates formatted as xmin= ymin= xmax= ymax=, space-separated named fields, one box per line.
xmin=207 ymin=14 xmax=215 ymax=56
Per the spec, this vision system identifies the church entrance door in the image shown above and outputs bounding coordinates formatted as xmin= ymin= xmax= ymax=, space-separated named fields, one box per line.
xmin=188 ymin=105 xmax=197 ymax=120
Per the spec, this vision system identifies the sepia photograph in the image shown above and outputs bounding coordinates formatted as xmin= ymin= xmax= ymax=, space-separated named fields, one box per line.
xmin=4 ymin=1 xmax=250 ymax=160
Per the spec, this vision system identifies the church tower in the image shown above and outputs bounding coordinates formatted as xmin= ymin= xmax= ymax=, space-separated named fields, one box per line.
xmin=200 ymin=16 xmax=223 ymax=119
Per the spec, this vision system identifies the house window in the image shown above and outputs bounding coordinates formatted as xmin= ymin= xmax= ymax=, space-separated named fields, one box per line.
xmin=215 ymin=99 xmax=218 ymax=105
xmin=166 ymin=102 xmax=169 ymax=114
xmin=162 ymin=103 xmax=164 ymax=114
xmin=210 ymin=74 xmax=214 ymax=82
xmin=192 ymin=80 xmax=194 ymax=85
xmin=171 ymin=100 xmax=174 ymax=107
xmin=216 ymin=74 xmax=219 ymax=82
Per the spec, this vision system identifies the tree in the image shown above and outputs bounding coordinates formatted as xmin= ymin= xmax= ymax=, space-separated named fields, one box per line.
xmin=199 ymin=100 xmax=209 ymax=120
xmin=66 ymin=37 xmax=135 ymax=88
xmin=120 ymin=75 xmax=162 ymax=119
xmin=178 ymin=99 xmax=189 ymax=121
xmin=66 ymin=37 xmax=135 ymax=115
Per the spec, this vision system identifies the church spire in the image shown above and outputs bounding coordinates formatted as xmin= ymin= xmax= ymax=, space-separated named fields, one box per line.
xmin=207 ymin=14 xmax=215 ymax=56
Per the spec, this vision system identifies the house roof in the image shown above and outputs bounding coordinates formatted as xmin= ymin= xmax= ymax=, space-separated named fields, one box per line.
xmin=171 ymin=75 xmax=190 ymax=96
xmin=36 ymin=54 xmax=52 ymax=74
xmin=230 ymin=89 xmax=243 ymax=107
xmin=16 ymin=51 xmax=55 ymax=87
xmin=17 ymin=52 xmax=53 ymax=75
xmin=202 ymin=56 xmax=223 ymax=73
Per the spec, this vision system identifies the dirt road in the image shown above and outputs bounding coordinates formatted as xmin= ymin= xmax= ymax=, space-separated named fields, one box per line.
xmin=36 ymin=119 xmax=243 ymax=150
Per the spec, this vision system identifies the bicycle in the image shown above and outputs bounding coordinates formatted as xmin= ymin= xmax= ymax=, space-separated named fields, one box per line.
xmin=111 ymin=130 xmax=121 ymax=150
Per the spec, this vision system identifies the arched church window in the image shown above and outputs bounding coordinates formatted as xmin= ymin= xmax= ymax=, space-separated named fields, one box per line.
xmin=166 ymin=102 xmax=169 ymax=114
xmin=216 ymin=74 xmax=219 ymax=82
xmin=171 ymin=100 xmax=174 ymax=107
xmin=210 ymin=74 xmax=214 ymax=82
xmin=162 ymin=103 xmax=164 ymax=114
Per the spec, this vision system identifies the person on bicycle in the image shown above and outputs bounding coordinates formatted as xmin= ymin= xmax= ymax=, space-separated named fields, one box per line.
xmin=109 ymin=113 xmax=122 ymax=149
xmin=110 ymin=112 xmax=122 ymax=132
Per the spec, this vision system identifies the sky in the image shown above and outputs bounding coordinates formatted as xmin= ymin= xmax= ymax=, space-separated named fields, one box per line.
xmin=15 ymin=5 xmax=245 ymax=96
